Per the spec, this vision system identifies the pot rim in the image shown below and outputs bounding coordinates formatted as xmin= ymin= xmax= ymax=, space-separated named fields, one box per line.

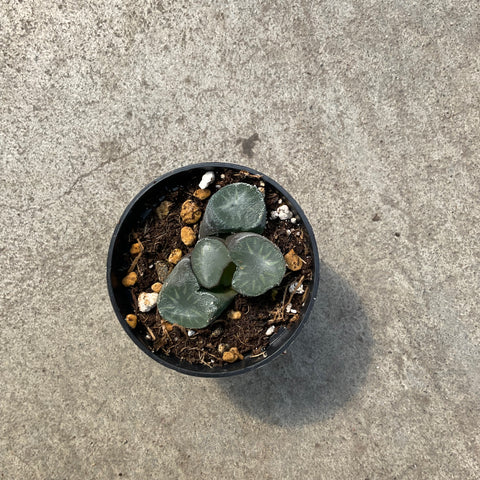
xmin=107 ymin=162 xmax=320 ymax=377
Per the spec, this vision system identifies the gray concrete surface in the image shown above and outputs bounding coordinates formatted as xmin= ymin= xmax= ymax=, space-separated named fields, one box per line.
xmin=1 ymin=1 xmax=479 ymax=478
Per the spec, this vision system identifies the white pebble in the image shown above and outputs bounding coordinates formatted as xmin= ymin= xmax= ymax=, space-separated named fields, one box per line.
xmin=291 ymin=218 xmax=297 ymax=224
xmin=290 ymin=308 xmax=297 ymax=314
xmin=286 ymin=229 xmax=291 ymax=235
xmin=286 ymin=303 xmax=292 ymax=313
xmin=199 ymin=171 xmax=215 ymax=189
xmin=270 ymin=204 xmax=293 ymax=221
xmin=187 ymin=329 xmax=196 ymax=337
xmin=137 ymin=292 xmax=159 ymax=312
xmin=149 ymin=264 xmax=154 ymax=269
xmin=266 ymin=326 xmax=275 ymax=336
xmin=278 ymin=199 xmax=283 ymax=204
xmin=215 ymin=184 xmax=221 ymax=189
xmin=289 ymin=282 xmax=305 ymax=294
xmin=220 ymin=174 xmax=225 ymax=179
xmin=260 ymin=181 xmax=265 ymax=187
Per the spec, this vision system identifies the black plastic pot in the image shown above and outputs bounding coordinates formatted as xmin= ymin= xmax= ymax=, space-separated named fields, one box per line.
xmin=107 ymin=162 xmax=320 ymax=377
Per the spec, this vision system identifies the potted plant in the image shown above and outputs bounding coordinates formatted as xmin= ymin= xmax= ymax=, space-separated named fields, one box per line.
xmin=107 ymin=163 xmax=319 ymax=377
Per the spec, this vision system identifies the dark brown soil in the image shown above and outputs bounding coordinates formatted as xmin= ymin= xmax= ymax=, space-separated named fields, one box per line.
xmin=126 ymin=168 xmax=314 ymax=367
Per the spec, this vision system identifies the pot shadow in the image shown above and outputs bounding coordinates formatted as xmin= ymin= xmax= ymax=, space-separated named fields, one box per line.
xmin=216 ymin=262 xmax=373 ymax=427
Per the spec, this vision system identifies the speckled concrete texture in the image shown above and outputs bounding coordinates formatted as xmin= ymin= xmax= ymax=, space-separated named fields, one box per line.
xmin=1 ymin=1 xmax=479 ymax=478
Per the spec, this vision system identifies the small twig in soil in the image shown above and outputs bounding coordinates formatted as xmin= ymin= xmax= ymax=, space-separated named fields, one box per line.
xmin=249 ymin=351 xmax=267 ymax=358
xmin=285 ymin=275 xmax=305 ymax=310
xmin=235 ymin=171 xmax=262 ymax=178
xmin=203 ymin=350 xmax=222 ymax=361
xmin=267 ymin=285 xmax=289 ymax=325
xmin=199 ymin=357 xmax=212 ymax=368
xmin=160 ymin=321 xmax=173 ymax=340
xmin=161 ymin=345 xmax=172 ymax=355
xmin=279 ymin=285 xmax=289 ymax=322
xmin=146 ymin=325 xmax=156 ymax=341
xmin=153 ymin=337 xmax=166 ymax=351
xmin=234 ymin=334 xmax=248 ymax=347
xmin=128 ymin=239 xmax=144 ymax=274
xmin=301 ymin=286 xmax=310 ymax=305
xmin=177 ymin=325 xmax=189 ymax=338
xmin=131 ymin=290 xmax=138 ymax=310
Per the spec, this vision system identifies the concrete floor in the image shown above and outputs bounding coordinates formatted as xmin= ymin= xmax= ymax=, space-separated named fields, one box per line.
xmin=1 ymin=1 xmax=479 ymax=478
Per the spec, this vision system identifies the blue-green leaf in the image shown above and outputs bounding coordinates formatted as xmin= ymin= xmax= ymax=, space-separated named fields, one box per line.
xmin=227 ymin=232 xmax=286 ymax=297
xmin=191 ymin=238 xmax=231 ymax=289
xmin=199 ymin=183 xmax=266 ymax=238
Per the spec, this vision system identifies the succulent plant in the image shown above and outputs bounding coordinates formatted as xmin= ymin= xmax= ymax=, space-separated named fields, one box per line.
xmin=199 ymin=182 xmax=266 ymax=238
xmin=157 ymin=181 xmax=286 ymax=329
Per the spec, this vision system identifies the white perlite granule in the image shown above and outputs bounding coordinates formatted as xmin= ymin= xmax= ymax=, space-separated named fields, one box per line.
xmin=138 ymin=292 xmax=159 ymax=312
xmin=198 ymin=171 xmax=215 ymax=189
xmin=270 ymin=204 xmax=293 ymax=221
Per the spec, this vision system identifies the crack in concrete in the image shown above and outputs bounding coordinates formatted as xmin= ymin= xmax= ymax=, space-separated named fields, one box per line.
xmin=0 ymin=146 xmax=141 ymax=214
xmin=62 ymin=146 xmax=141 ymax=197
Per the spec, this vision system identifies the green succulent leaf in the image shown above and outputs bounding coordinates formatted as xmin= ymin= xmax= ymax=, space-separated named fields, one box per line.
xmin=199 ymin=183 xmax=266 ymax=238
xmin=226 ymin=232 xmax=286 ymax=297
xmin=157 ymin=257 xmax=236 ymax=329
xmin=191 ymin=238 xmax=231 ymax=289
